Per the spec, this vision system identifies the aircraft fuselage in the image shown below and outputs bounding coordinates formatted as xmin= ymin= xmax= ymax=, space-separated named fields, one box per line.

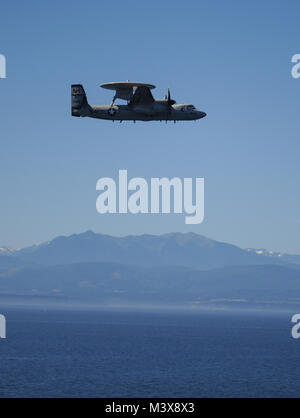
xmin=71 ymin=84 xmax=207 ymax=122
xmin=79 ymin=102 xmax=206 ymax=122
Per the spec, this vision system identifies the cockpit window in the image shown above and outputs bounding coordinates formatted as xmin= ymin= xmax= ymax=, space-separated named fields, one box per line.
xmin=181 ymin=105 xmax=196 ymax=112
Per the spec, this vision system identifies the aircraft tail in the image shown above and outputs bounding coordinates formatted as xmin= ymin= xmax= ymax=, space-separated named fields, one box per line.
xmin=71 ymin=84 xmax=89 ymax=117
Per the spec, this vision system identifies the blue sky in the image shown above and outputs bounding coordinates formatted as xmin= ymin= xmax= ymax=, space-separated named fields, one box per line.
xmin=0 ymin=0 xmax=299 ymax=253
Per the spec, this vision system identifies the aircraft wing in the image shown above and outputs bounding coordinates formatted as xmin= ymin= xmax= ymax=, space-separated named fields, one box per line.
xmin=130 ymin=86 xmax=155 ymax=105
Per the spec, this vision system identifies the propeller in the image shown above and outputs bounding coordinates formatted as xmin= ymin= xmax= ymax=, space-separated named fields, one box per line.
xmin=167 ymin=88 xmax=176 ymax=105
xmin=165 ymin=88 xmax=176 ymax=121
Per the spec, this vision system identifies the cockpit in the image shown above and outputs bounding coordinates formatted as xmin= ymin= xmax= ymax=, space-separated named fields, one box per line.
xmin=181 ymin=104 xmax=196 ymax=112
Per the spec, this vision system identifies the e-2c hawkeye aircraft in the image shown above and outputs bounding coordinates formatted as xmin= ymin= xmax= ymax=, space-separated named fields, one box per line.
xmin=71 ymin=81 xmax=206 ymax=123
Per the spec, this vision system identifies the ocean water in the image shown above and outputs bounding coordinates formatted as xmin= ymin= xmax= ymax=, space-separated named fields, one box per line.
xmin=0 ymin=307 xmax=299 ymax=398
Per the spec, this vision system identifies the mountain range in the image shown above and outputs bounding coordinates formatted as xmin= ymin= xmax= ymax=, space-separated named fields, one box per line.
xmin=3 ymin=231 xmax=300 ymax=269
xmin=1 ymin=231 xmax=300 ymax=310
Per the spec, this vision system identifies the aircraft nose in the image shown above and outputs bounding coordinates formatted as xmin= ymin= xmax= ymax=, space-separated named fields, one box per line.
xmin=198 ymin=111 xmax=206 ymax=119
